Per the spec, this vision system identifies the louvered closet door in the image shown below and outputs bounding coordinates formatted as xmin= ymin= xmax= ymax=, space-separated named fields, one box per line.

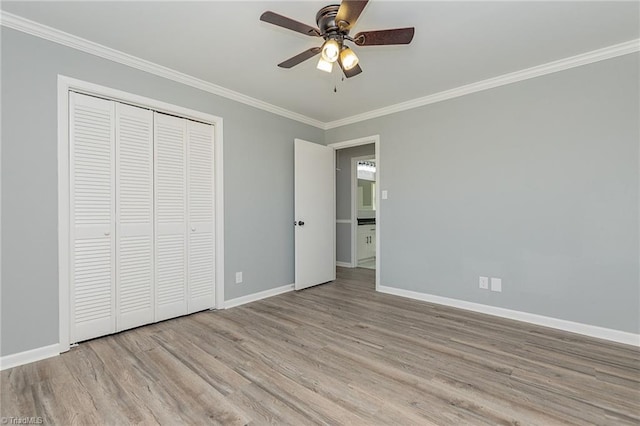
xmin=70 ymin=92 xmax=116 ymax=343
xmin=154 ymin=113 xmax=188 ymax=321
xmin=187 ymin=120 xmax=215 ymax=313
xmin=116 ymin=103 xmax=154 ymax=331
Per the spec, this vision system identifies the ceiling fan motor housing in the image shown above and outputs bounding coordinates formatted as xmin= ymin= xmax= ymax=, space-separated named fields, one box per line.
xmin=316 ymin=5 xmax=346 ymax=40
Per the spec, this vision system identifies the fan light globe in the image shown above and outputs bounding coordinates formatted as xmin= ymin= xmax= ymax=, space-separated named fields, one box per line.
xmin=340 ymin=48 xmax=359 ymax=70
xmin=317 ymin=58 xmax=333 ymax=73
xmin=321 ymin=39 xmax=340 ymax=63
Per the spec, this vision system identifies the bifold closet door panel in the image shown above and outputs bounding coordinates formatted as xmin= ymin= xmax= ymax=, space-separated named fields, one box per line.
xmin=70 ymin=92 xmax=116 ymax=343
xmin=154 ymin=112 xmax=188 ymax=321
xmin=187 ymin=120 xmax=215 ymax=313
xmin=116 ymin=103 xmax=154 ymax=331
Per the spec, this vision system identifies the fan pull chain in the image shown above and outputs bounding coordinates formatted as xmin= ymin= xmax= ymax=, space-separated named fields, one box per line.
xmin=332 ymin=71 xmax=346 ymax=93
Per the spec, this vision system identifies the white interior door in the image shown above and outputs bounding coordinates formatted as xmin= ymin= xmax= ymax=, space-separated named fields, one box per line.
xmin=294 ymin=139 xmax=336 ymax=290
xmin=186 ymin=120 xmax=215 ymax=313
xmin=115 ymin=103 xmax=154 ymax=331
xmin=154 ymin=112 xmax=188 ymax=321
xmin=70 ymin=92 xmax=116 ymax=342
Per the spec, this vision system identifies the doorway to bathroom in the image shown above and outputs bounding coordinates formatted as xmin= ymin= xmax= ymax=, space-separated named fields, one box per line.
xmin=354 ymin=157 xmax=376 ymax=269
xmin=333 ymin=142 xmax=377 ymax=271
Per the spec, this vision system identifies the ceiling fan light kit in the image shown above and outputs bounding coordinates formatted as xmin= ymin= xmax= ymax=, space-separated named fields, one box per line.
xmin=339 ymin=47 xmax=359 ymax=71
xmin=317 ymin=57 xmax=334 ymax=73
xmin=260 ymin=0 xmax=414 ymax=79
xmin=321 ymin=39 xmax=341 ymax=62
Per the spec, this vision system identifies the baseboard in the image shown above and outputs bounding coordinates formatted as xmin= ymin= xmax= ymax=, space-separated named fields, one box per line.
xmin=336 ymin=261 xmax=354 ymax=268
xmin=0 ymin=343 xmax=60 ymax=371
xmin=225 ymin=283 xmax=294 ymax=309
xmin=378 ymin=285 xmax=640 ymax=347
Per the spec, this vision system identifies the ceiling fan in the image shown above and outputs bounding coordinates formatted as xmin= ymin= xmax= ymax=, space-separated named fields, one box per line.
xmin=260 ymin=0 xmax=415 ymax=78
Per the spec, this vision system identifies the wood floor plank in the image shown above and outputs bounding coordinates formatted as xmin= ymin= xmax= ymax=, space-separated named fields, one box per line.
xmin=225 ymin=382 xmax=317 ymax=425
xmin=2 ymin=267 xmax=639 ymax=424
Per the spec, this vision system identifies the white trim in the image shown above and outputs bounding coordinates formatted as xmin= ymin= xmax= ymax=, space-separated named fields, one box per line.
xmin=374 ymin=140 xmax=380 ymax=290
xmin=324 ymin=39 xmax=640 ymax=129
xmin=61 ymin=75 xmax=222 ymax=124
xmin=329 ymin=136 xmax=380 ymax=150
xmin=336 ymin=219 xmax=352 ymax=224
xmin=224 ymin=284 xmax=294 ymax=309
xmin=57 ymin=78 xmax=70 ymax=352
xmin=0 ymin=51 xmax=2 ymax=361
xmin=378 ymin=285 xmax=640 ymax=347
xmin=2 ymin=12 xmax=637 ymax=130
xmin=0 ymin=344 xmax=60 ymax=371
xmin=58 ymin=75 xmax=225 ymax=352
xmin=336 ymin=261 xmax=354 ymax=268
xmin=214 ymin=120 xmax=225 ymax=310
xmin=0 ymin=11 xmax=324 ymax=129
xmin=329 ymin=135 xmax=380 ymax=290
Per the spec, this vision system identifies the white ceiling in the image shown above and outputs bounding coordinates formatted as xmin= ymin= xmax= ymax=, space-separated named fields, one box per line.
xmin=2 ymin=1 xmax=639 ymax=123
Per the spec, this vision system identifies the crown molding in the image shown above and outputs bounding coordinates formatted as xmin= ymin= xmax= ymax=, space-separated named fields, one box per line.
xmin=324 ymin=38 xmax=640 ymax=130
xmin=1 ymin=11 xmax=638 ymax=131
xmin=0 ymin=11 xmax=325 ymax=129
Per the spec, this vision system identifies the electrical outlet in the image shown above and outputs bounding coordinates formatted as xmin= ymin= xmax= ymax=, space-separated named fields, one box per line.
xmin=491 ymin=277 xmax=502 ymax=292
xmin=479 ymin=276 xmax=489 ymax=290
xmin=235 ymin=272 xmax=243 ymax=284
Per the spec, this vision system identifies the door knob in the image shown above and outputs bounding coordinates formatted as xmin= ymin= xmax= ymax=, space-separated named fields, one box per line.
xmin=104 ymin=231 xmax=110 ymax=236
xmin=191 ymin=227 xmax=196 ymax=232
xmin=298 ymin=221 xmax=305 ymax=226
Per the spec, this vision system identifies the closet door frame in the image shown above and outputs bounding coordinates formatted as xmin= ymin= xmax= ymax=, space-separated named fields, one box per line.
xmin=58 ymin=76 xmax=225 ymax=352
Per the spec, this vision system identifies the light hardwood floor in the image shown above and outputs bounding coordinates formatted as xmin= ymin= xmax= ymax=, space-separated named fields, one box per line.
xmin=2 ymin=267 xmax=639 ymax=425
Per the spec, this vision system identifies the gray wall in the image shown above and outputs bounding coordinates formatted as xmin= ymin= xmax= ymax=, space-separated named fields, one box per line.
xmin=326 ymin=54 xmax=640 ymax=334
xmin=336 ymin=223 xmax=352 ymax=264
xmin=335 ymin=144 xmax=374 ymax=264
xmin=2 ymin=27 xmax=638 ymax=358
xmin=0 ymin=28 xmax=323 ymax=356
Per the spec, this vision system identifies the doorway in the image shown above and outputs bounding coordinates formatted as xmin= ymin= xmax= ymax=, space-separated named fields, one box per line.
xmin=328 ymin=136 xmax=380 ymax=289
xmin=354 ymin=156 xmax=376 ymax=269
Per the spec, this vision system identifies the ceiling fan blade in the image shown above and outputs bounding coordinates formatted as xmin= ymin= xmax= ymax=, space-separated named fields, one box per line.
xmin=354 ymin=27 xmax=415 ymax=46
xmin=260 ymin=11 xmax=320 ymax=37
xmin=278 ymin=47 xmax=322 ymax=68
xmin=337 ymin=57 xmax=363 ymax=78
xmin=336 ymin=0 xmax=369 ymax=31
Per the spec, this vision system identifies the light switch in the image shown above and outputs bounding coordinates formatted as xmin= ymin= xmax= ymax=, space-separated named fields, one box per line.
xmin=382 ymin=190 xmax=388 ymax=200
